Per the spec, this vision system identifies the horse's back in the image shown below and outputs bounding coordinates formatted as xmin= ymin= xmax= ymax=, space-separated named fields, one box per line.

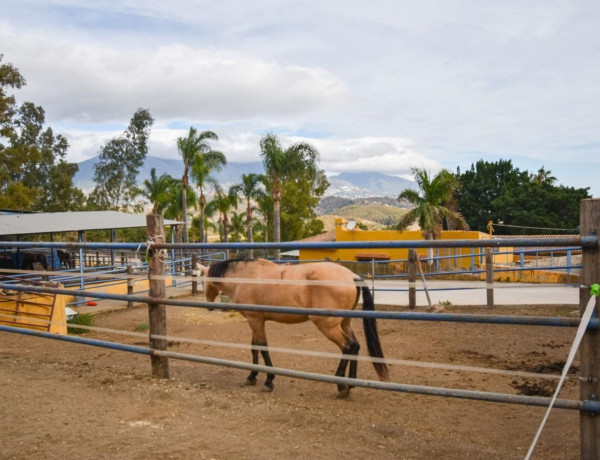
xmin=280 ymin=262 xmax=358 ymax=310
xmin=226 ymin=260 xmax=357 ymax=311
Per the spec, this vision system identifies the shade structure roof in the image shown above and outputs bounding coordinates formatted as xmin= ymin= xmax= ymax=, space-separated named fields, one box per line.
xmin=0 ymin=211 xmax=182 ymax=237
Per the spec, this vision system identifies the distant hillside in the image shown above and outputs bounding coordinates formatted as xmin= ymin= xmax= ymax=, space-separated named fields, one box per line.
xmin=327 ymin=171 xmax=415 ymax=198
xmin=74 ymin=156 xmax=416 ymax=199
xmin=317 ymin=196 xmax=406 ymax=215
xmin=317 ymin=196 xmax=410 ymax=229
xmin=318 ymin=214 xmax=387 ymax=231
xmin=73 ymin=156 xmax=263 ymax=192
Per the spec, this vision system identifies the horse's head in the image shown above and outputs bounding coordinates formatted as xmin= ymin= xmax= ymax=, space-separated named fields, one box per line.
xmin=196 ymin=262 xmax=220 ymax=302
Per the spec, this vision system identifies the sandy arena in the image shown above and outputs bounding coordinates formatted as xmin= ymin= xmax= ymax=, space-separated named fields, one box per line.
xmin=0 ymin=298 xmax=583 ymax=459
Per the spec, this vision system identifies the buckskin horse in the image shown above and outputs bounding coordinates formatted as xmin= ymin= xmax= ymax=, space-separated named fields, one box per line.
xmin=197 ymin=258 xmax=389 ymax=397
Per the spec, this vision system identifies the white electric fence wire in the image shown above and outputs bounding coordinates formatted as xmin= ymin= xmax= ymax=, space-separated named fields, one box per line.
xmin=0 ymin=268 xmax=581 ymax=290
xmin=0 ymin=312 xmax=567 ymax=382
xmin=524 ymin=291 xmax=597 ymax=460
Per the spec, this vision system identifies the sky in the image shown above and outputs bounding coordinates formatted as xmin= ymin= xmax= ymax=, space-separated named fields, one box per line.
xmin=1 ymin=0 xmax=599 ymax=196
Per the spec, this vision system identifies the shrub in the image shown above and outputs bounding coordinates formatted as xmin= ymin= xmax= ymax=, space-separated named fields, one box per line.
xmin=67 ymin=313 xmax=94 ymax=335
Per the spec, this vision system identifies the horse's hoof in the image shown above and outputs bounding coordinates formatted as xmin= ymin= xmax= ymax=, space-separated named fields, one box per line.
xmin=261 ymin=382 xmax=274 ymax=392
xmin=244 ymin=379 xmax=257 ymax=386
xmin=337 ymin=386 xmax=351 ymax=399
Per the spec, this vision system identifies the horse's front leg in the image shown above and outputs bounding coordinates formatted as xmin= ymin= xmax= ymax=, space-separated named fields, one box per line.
xmin=245 ymin=339 xmax=260 ymax=386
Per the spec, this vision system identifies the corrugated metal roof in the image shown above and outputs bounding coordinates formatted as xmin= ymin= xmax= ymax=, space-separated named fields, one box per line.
xmin=0 ymin=211 xmax=182 ymax=236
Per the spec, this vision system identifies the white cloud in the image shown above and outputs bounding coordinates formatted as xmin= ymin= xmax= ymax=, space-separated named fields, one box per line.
xmin=2 ymin=1 xmax=599 ymax=196
xmin=1 ymin=24 xmax=347 ymax=124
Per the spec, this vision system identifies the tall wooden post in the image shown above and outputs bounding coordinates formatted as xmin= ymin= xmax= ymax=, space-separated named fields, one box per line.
xmin=126 ymin=265 xmax=134 ymax=308
xmin=486 ymin=248 xmax=494 ymax=309
xmin=147 ymin=214 xmax=169 ymax=379
xmin=191 ymin=253 xmax=198 ymax=296
xmin=408 ymin=249 xmax=417 ymax=309
xmin=579 ymin=199 xmax=600 ymax=459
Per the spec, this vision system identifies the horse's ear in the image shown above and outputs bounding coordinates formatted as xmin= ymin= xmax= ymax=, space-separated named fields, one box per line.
xmin=196 ymin=263 xmax=208 ymax=276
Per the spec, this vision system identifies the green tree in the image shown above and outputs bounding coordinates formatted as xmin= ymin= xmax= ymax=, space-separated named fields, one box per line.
xmin=177 ymin=127 xmax=222 ymax=242
xmin=397 ymin=167 xmax=468 ymax=240
xmin=455 ymin=159 xmax=527 ymax=232
xmin=184 ymin=130 xmax=226 ymax=243
xmin=455 ymin=160 xmax=588 ymax=235
xmin=0 ymin=57 xmax=83 ymax=211
xmin=88 ymin=108 xmax=154 ymax=211
xmin=280 ymin=162 xmax=328 ymax=241
xmin=0 ymin=54 xmax=25 ymax=139
xmin=229 ymin=210 xmax=246 ymax=243
xmin=206 ymin=187 xmax=239 ymax=257
xmin=260 ymin=133 xmax=325 ymax=259
xmin=230 ymin=173 xmax=263 ymax=258
xmin=142 ymin=168 xmax=177 ymax=214
xmin=254 ymin=179 xmax=273 ymax=244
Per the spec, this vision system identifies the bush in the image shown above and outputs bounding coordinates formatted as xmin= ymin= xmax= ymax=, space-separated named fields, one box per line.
xmin=67 ymin=313 xmax=94 ymax=335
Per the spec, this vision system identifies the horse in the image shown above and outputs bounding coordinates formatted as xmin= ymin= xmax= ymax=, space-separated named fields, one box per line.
xmin=21 ymin=252 xmax=48 ymax=271
xmin=57 ymin=250 xmax=75 ymax=269
xmin=197 ymin=258 xmax=389 ymax=397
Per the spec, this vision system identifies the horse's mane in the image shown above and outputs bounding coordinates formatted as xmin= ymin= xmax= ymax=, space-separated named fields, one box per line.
xmin=208 ymin=259 xmax=255 ymax=278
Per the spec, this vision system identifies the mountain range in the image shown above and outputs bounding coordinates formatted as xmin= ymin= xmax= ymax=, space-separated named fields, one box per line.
xmin=73 ymin=156 xmax=415 ymax=199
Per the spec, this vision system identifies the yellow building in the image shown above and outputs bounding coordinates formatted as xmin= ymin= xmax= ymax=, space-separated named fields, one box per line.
xmin=299 ymin=218 xmax=510 ymax=274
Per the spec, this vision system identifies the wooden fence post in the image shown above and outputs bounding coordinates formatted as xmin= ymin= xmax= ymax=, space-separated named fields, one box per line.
xmin=147 ymin=214 xmax=169 ymax=379
xmin=126 ymin=265 xmax=134 ymax=308
xmin=486 ymin=248 xmax=494 ymax=309
xmin=191 ymin=253 xmax=198 ymax=296
xmin=579 ymin=198 xmax=600 ymax=459
xmin=408 ymin=249 xmax=417 ymax=309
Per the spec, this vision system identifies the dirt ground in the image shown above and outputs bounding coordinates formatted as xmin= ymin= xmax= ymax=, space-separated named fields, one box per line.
xmin=0 ymin=297 xmax=584 ymax=459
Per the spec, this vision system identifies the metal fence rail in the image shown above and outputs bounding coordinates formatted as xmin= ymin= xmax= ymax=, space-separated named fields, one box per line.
xmin=1 ymin=204 xmax=600 ymax=458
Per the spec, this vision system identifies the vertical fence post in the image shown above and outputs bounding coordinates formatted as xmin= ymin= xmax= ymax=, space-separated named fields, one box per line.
xmin=147 ymin=214 xmax=169 ymax=379
xmin=127 ymin=265 xmax=134 ymax=308
xmin=371 ymin=258 xmax=376 ymax=301
xmin=486 ymin=248 xmax=494 ymax=309
xmin=191 ymin=253 xmax=198 ymax=296
xmin=408 ymin=249 xmax=417 ymax=309
xmin=579 ymin=198 xmax=600 ymax=459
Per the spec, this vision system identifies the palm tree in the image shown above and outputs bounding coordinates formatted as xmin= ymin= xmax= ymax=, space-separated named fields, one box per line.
xmin=177 ymin=127 xmax=222 ymax=243
xmin=206 ymin=187 xmax=239 ymax=258
xmin=397 ymin=167 xmax=468 ymax=263
xmin=142 ymin=168 xmax=175 ymax=214
xmin=531 ymin=166 xmax=557 ymax=185
xmin=190 ymin=142 xmax=227 ymax=244
xmin=162 ymin=177 xmax=197 ymax=243
xmin=260 ymin=133 xmax=319 ymax=259
xmin=229 ymin=211 xmax=246 ymax=243
xmin=230 ymin=173 xmax=263 ymax=258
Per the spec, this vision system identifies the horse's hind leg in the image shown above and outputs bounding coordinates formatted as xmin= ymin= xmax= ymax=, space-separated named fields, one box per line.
xmin=342 ymin=321 xmax=360 ymax=381
xmin=314 ymin=319 xmax=359 ymax=396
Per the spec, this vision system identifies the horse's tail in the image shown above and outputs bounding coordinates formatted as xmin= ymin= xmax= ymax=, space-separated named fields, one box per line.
xmin=360 ymin=285 xmax=390 ymax=381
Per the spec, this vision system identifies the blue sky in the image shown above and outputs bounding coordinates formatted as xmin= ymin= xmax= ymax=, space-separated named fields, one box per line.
xmin=1 ymin=0 xmax=599 ymax=196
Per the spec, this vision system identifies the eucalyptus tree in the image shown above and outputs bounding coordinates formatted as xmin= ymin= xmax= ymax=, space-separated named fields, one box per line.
xmin=397 ymin=167 xmax=468 ymax=263
xmin=230 ymin=173 xmax=264 ymax=258
xmin=177 ymin=126 xmax=226 ymax=243
xmin=1 ymin=56 xmax=83 ymax=211
xmin=90 ymin=108 xmax=153 ymax=211
xmin=259 ymin=133 xmax=320 ymax=259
